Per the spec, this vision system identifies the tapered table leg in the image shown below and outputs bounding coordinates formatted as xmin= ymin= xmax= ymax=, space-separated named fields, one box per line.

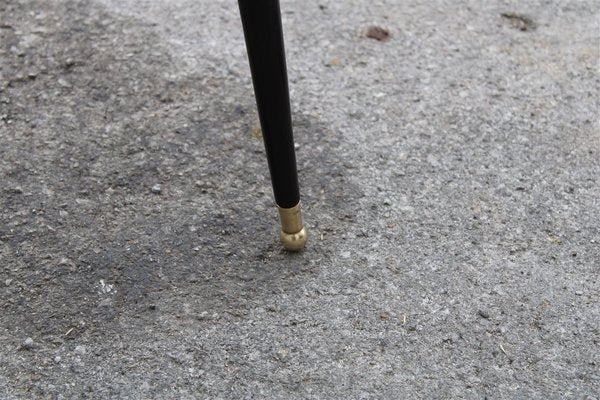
xmin=238 ymin=0 xmax=307 ymax=250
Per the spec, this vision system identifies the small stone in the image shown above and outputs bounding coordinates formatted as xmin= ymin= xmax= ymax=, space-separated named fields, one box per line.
xmin=151 ymin=184 xmax=161 ymax=194
xmin=575 ymin=290 xmax=583 ymax=296
xmin=275 ymin=348 xmax=289 ymax=361
xmin=478 ymin=309 xmax=490 ymax=319
xmin=74 ymin=345 xmax=86 ymax=355
xmin=443 ymin=332 xmax=460 ymax=343
xmin=53 ymin=355 xmax=61 ymax=363
xmin=22 ymin=337 xmax=34 ymax=349
xmin=197 ymin=311 xmax=209 ymax=320
xmin=365 ymin=26 xmax=390 ymax=41
xmin=383 ymin=198 xmax=392 ymax=206
xmin=58 ymin=257 xmax=74 ymax=267
xmin=5 ymin=279 xmax=12 ymax=286
xmin=57 ymin=78 xmax=71 ymax=88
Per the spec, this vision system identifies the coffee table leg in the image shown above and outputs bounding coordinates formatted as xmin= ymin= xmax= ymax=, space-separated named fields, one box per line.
xmin=238 ymin=0 xmax=307 ymax=250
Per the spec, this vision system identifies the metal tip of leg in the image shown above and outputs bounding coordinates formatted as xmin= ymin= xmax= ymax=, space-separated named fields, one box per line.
xmin=278 ymin=202 xmax=307 ymax=251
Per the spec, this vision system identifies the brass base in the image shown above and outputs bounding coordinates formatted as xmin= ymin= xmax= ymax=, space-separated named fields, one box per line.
xmin=278 ymin=202 xmax=307 ymax=251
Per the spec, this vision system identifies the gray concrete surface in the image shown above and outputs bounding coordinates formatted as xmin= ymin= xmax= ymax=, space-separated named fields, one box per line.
xmin=1 ymin=0 xmax=599 ymax=398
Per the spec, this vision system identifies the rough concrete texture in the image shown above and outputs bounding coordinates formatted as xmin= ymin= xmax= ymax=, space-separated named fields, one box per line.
xmin=1 ymin=0 xmax=599 ymax=398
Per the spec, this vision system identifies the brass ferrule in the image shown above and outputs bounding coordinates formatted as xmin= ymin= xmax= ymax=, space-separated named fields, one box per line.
xmin=278 ymin=202 xmax=307 ymax=251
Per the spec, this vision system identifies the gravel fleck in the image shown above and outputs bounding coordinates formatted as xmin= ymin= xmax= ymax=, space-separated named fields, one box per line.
xmin=21 ymin=337 xmax=34 ymax=350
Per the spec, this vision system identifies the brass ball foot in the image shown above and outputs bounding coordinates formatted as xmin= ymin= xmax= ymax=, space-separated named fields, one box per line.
xmin=278 ymin=202 xmax=307 ymax=251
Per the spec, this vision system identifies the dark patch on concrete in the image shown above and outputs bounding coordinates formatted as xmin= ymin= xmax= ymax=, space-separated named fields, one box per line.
xmin=1 ymin=0 xmax=365 ymax=396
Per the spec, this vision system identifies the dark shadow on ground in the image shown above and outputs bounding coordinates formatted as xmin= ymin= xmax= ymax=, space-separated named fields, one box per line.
xmin=0 ymin=0 xmax=363 ymax=353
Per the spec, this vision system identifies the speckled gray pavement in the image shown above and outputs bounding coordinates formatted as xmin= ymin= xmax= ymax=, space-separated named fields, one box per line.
xmin=1 ymin=0 xmax=599 ymax=398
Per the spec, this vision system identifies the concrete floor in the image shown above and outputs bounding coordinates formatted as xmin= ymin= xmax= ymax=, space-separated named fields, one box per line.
xmin=1 ymin=0 xmax=599 ymax=398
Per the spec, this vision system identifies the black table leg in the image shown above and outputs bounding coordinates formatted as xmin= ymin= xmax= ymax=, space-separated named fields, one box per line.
xmin=238 ymin=0 xmax=307 ymax=250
